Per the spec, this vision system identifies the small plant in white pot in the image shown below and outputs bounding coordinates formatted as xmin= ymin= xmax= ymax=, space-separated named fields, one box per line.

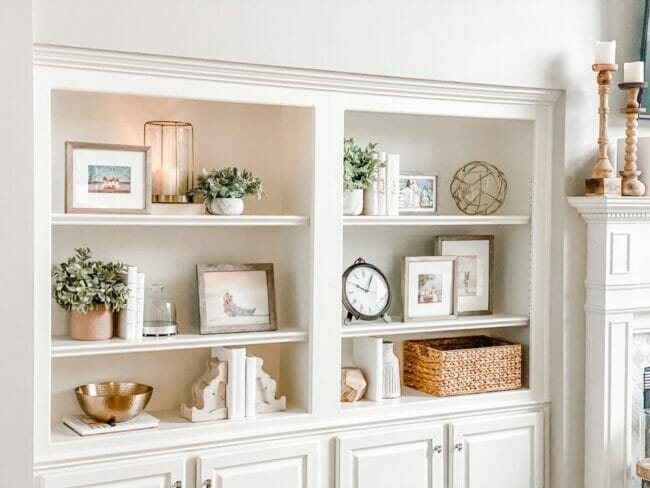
xmin=52 ymin=248 xmax=129 ymax=341
xmin=192 ymin=167 xmax=264 ymax=215
xmin=343 ymin=138 xmax=380 ymax=215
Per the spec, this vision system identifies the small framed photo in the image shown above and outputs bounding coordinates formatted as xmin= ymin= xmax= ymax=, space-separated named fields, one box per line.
xmin=399 ymin=174 xmax=438 ymax=214
xmin=65 ymin=141 xmax=151 ymax=214
xmin=197 ymin=264 xmax=277 ymax=334
xmin=402 ymin=256 xmax=457 ymax=321
xmin=434 ymin=235 xmax=494 ymax=316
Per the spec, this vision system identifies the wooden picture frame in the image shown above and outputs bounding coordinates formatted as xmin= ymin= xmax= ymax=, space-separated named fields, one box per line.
xmin=197 ymin=263 xmax=277 ymax=334
xmin=65 ymin=141 xmax=152 ymax=214
xmin=398 ymin=173 xmax=438 ymax=214
xmin=434 ymin=235 xmax=494 ymax=316
xmin=402 ymin=256 xmax=457 ymax=322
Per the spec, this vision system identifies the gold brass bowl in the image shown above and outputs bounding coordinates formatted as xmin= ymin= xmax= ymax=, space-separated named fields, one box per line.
xmin=74 ymin=382 xmax=153 ymax=425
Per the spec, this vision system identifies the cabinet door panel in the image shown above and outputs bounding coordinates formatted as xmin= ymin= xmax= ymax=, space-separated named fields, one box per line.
xmin=450 ymin=412 xmax=543 ymax=488
xmin=337 ymin=424 xmax=445 ymax=488
xmin=198 ymin=440 xmax=317 ymax=488
xmin=37 ymin=456 xmax=184 ymax=488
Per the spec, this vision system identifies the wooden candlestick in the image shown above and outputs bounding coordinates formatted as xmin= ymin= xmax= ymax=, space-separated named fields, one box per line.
xmin=586 ymin=64 xmax=622 ymax=196
xmin=619 ymin=81 xmax=648 ymax=196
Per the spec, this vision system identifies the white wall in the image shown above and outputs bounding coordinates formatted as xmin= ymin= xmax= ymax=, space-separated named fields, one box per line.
xmin=35 ymin=1 xmax=633 ymax=486
xmin=0 ymin=0 xmax=34 ymax=485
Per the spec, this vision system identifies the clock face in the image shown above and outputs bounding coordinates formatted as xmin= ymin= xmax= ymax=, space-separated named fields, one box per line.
xmin=344 ymin=264 xmax=390 ymax=319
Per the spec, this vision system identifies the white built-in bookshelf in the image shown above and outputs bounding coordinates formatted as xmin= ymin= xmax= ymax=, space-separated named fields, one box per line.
xmin=33 ymin=46 xmax=556 ymax=485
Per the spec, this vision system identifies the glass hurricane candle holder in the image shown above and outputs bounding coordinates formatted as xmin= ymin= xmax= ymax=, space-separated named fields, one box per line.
xmin=143 ymin=284 xmax=178 ymax=336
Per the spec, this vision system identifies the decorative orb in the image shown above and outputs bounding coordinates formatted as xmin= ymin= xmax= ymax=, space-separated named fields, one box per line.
xmin=450 ymin=161 xmax=508 ymax=215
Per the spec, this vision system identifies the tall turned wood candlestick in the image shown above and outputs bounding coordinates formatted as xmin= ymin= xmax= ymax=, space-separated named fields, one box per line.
xmin=586 ymin=64 xmax=622 ymax=196
xmin=619 ymin=81 xmax=648 ymax=196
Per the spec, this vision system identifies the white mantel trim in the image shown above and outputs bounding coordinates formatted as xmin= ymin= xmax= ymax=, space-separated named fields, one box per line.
xmin=568 ymin=196 xmax=650 ymax=222
xmin=33 ymin=44 xmax=560 ymax=105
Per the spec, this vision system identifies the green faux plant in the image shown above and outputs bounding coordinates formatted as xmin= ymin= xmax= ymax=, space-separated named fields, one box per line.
xmin=191 ymin=167 xmax=264 ymax=204
xmin=51 ymin=248 xmax=129 ymax=314
xmin=343 ymin=138 xmax=381 ymax=191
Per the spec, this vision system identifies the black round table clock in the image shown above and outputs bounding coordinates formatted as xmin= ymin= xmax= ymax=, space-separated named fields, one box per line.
xmin=342 ymin=257 xmax=392 ymax=325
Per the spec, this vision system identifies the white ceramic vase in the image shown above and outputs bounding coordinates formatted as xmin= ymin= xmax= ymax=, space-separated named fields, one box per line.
xmin=209 ymin=198 xmax=245 ymax=215
xmin=382 ymin=341 xmax=401 ymax=399
xmin=342 ymin=189 xmax=364 ymax=216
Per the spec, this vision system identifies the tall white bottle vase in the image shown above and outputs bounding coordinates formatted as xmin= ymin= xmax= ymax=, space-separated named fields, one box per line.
xmin=377 ymin=152 xmax=388 ymax=215
xmin=386 ymin=154 xmax=400 ymax=216
xmin=382 ymin=341 xmax=401 ymax=399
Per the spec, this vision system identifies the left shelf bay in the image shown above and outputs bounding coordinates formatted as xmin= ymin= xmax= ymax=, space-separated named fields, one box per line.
xmin=51 ymin=328 xmax=309 ymax=358
xmin=51 ymin=214 xmax=310 ymax=227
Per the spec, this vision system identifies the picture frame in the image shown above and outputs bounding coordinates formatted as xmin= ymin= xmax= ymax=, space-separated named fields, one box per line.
xmin=398 ymin=173 xmax=438 ymax=214
xmin=434 ymin=235 xmax=494 ymax=316
xmin=197 ymin=263 xmax=277 ymax=334
xmin=65 ymin=141 xmax=152 ymax=214
xmin=640 ymin=0 xmax=650 ymax=116
xmin=402 ymin=256 xmax=457 ymax=322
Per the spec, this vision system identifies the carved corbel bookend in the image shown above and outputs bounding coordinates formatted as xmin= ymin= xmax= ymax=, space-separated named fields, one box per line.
xmin=181 ymin=358 xmax=228 ymax=422
xmin=254 ymin=357 xmax=286 ymax=414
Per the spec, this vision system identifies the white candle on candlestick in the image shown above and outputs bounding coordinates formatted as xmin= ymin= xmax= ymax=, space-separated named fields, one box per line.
xmin=595 ymin=41 xmax=616 ymax=65
xmin=153 ymin=168 xmax=177 ymax=196
xmin=624 ymin=61 xmax=645 ymax=83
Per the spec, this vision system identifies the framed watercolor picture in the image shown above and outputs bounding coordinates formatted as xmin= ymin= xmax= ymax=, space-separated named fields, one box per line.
xmin=640 ymin=0 xmax=650 ymax=116
xmin=434 ymin=235 xmax=494 ymax=316
xmin=65 ymin=141 xmax=152 ymax=214
xmin=401 ymin=256 xmax=457 ymax=321
xmin=398 ymin=174 xmax=438 ymax=214
xmin=197 ymin=263 xmax=277 ymax=334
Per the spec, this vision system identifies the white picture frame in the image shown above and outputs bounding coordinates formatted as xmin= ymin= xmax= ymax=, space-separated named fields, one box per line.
xmin=65 ymin=141 xmax=152 ymax=214
xmin=434 ymin=235 xmax=494 ymax=316
xmin=197 ymin=264 xmax=277 ymax=334
xmin=402 ymin=256 xmax=457 ymax=321
xmin=398 ymin=174 xmax=438 ymax=214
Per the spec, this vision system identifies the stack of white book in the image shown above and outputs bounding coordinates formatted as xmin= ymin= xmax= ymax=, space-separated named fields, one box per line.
xmin=118 ymin=265 xmax=145 ymax=340
xmin=63 ymin=412 xmax=159 ymax=436
xmin=365 ymin=152 xmax=400 ymax=216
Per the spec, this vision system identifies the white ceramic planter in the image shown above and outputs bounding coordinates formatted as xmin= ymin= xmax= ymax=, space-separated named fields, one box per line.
xmin=209 ymin=198 xmax=245 ymax=215
xmin=342 ymin=189 xmax=364 ymax=216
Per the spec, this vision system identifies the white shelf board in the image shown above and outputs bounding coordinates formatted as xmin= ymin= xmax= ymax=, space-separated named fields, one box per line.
xmin=51 ymin=328 xmax=308 ymax=358
xmin=341 ymin=313 xmax=529 ymax=338
xmin=50 ymin=408 xmax=309 ymax=445
xmin=51 ymin=214 xmax=310 ymax=227
xmin=343 ymin=215 xmax=530 ymax=226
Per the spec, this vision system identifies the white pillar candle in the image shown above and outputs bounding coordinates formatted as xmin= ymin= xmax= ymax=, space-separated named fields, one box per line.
xmin=595 ymin=41 xmax=616 ymax=65
xmin=153 ymin=168 xmax=177 ymax=195
xmin=624 ymin=61 xmax=645 ymax=83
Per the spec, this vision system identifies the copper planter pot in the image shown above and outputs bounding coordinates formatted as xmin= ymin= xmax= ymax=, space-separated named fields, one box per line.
xmin=69 ymin=305 xmax=113 ymax=341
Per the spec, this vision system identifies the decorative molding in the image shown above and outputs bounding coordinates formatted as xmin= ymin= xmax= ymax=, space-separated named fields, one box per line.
xmin=33 ymin=44 xmax=560 ymax=105
xmin=610 ymin=233 xmax=631 ymax=275
xmin=568 ymin=196 xmax=650 ymax=222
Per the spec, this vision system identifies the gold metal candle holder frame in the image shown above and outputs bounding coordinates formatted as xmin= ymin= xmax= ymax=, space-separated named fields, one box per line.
xmin=618 ymin=81 xmax=648 ymax=196
xmin=586 ymin=63 xmax=622 ymax=196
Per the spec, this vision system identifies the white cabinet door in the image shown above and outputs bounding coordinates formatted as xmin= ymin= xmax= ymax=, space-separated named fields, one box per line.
xmin=197 ymin=440 xmax=318 ymax=488
xmin=37 ymin=456 xmax=185 ymax=488
xmin=336 ymin=423 xmax=445 ymax=488
xmin=450 ymin=411 xmax=544 ymax=488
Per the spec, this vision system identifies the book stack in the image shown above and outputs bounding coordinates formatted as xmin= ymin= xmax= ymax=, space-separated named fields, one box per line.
xmin=365 ymin=152 xmax=400 ymax=216
xmin=63 ymin=412 xmax=159 ymax=436
xmin=118 ymin=265 xmax=145 ymax=340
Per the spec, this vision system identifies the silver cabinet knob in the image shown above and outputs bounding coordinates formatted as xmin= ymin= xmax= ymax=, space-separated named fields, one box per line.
xmin=455 ymin=443 xmax=463 ymax=452
xmin=202 ymin=481 xmax=212 ymax=488
xmin=433 ymin=445 xmax=443 ymax=454
xmin=172 ymin=482 xmax=182 ymax=488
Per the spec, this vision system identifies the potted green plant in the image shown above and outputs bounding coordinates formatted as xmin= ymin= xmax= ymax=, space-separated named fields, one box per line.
xmin=52 ymin=248 xmax=129 ymax=341
xmin=343 ymin=138 xmax=380 ymax=215
xmin=191 ymin=167 xmax=264 ymax=215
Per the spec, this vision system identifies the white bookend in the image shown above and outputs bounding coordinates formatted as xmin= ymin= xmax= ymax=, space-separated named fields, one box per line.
xmin=62 ymin=412 xmax=159 ymax=436
xmin=212 ymin=346 xmax=246 ymax=419
xmin=135 ymin=272 xmax=145 ymax=340
xmin=377 ymin=152 xmax=388 ymax=215
xmin=386 ymin=153 xmax=400 ymax=216
xmin=352 ymin=337 xmax=383 ymax=402
xmin=245 ymin=356 xmax=257 ymax=417
xmin=117 ymin=265 xmax=138 ymax=340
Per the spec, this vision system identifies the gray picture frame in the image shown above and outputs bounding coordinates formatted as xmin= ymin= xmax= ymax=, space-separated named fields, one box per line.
xmin=640 ymin=0 xmax=650 ymax=117
xmin=197 ymin=263 xmax=277 ymax=334
xmin=434 ymin=235 xmax=494 ymax=316
xmin=398 ymin=173 xmax=438 ymax=215
xmin=65 ymin=141 xmax=152 ymax=214
xmin=401 ymin=256 xmax=457 ymax=322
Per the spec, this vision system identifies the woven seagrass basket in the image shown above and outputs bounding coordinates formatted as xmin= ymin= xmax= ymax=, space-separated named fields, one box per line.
xmin=403 ymin=336 xmax=521 ymax=397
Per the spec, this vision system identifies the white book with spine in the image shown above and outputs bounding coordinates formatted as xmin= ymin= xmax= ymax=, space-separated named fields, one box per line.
xmin=352 ymin=336 xmax=383 ymax=402
xmin=213 ymin=346 xmax=246 ymax=420
xmin=377 ymin=152 xmax=388 ymax=215
xmin=117 ymin=265 xmax=138 ymax=340
xmin=245 ymin=356 xmax=258 ymax=417
xmin=386 ymin=153 xmax=400 ymax=216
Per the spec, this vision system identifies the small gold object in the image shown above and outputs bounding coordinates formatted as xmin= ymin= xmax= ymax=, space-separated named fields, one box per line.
xmin=75 ymin=382 xmax=153 ymax=424
xmin=618 ymin=81 xmax=648 ymax=196
xmin=637 ymin=458 xmax=650 ymax=481
xmin=586 ymin=64 xmax=622 ymax=196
